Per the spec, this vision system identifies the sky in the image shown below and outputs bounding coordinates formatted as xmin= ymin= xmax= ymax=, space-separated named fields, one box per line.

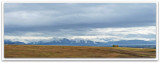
xmin=4 ymin=3 xmax=156 ymax=43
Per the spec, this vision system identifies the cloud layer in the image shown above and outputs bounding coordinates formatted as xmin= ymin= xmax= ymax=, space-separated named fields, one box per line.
xmin=4 ymin=3 xmax=156 ymax=43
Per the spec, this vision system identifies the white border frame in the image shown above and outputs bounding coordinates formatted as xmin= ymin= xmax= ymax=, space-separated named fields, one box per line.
xmin=1 ymin=1 xmax=159 ymax=61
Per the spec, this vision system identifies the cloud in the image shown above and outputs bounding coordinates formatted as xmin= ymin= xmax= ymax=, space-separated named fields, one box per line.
xmin=4 ymin=3 xmax=156 ymax=43
xmin=4 ymin=3 xmax=156 ymax=33
xmin=5 ymin=26 xmax=156 ymax=43
xmin=4 ymin=36 xmax=53 ymax=43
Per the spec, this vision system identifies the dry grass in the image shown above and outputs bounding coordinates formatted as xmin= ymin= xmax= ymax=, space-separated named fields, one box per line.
xmin=4 ymin=45 xmax=156 ymax=58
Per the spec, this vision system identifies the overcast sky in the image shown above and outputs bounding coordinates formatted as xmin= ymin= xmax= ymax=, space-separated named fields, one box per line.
xmin=4 ymin=3 xmax=156 ymax=43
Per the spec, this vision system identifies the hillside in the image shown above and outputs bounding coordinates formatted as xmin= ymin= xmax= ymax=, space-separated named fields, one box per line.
xmin=4 ymin=45 xmax=156 ymax=58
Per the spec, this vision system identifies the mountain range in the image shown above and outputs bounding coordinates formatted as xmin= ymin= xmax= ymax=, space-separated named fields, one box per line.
xmin=4 ymin=38 xmax=156 ymax=48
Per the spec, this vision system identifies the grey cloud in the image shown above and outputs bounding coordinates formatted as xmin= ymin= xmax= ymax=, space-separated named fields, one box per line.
xmin=4 ymin=3 xmax=156 ymax=34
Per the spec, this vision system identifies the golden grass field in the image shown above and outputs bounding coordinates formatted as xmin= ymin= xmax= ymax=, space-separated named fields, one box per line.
xmin=4 ymin=45 xmax=156 ymax=58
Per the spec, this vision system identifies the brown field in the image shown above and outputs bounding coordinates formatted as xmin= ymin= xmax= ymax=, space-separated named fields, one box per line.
xmin=4 ymin=45 xmax=156 ymax=58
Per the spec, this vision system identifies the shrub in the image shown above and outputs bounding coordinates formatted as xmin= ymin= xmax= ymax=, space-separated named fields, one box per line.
xmin=112 ymin=45 xmax=118 ymax=47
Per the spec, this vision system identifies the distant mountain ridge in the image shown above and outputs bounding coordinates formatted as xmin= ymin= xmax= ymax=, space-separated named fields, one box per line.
xmin=4 ymin=38 xmax=156 ymax=47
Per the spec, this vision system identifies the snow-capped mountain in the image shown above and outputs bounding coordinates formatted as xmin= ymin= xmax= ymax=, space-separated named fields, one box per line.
xmin=4 ymin=38 xmax=156 ymax=48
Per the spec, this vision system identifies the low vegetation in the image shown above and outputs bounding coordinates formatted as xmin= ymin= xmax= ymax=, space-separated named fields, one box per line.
xmin=112 ymin=45 xmax=119 ymax=47
xmin=4 ymin=45 xmax=156 ymax=58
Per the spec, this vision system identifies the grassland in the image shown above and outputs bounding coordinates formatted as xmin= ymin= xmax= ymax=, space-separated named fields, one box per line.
xmin=4 ymin=45 xmax=156 ymax=58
